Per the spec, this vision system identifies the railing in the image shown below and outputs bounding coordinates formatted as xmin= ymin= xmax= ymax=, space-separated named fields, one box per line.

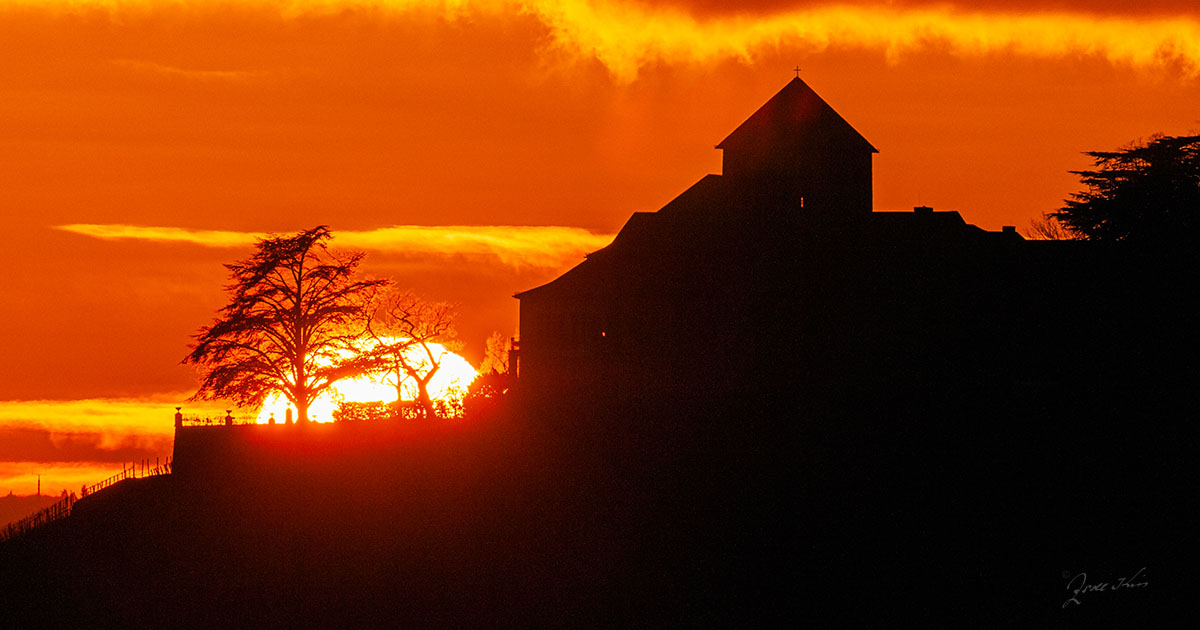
xmin=0 ymin=492 xmax=76 ymax=543
xmin=175 ymin=400 xmax=474 ymax=427
xmin=1 ymin=457 xmax=173 ymax=544
xmin=334 ymin=401 xmax=422 ymax=422
xmin=81 ymin=458 xmax=173 ymax=497
xmin=179 ymin=414 xmax=259 ymax=427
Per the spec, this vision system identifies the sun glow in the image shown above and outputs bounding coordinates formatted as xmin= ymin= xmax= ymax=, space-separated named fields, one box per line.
xmin=254 ymin=342 xmax=477 ymax=423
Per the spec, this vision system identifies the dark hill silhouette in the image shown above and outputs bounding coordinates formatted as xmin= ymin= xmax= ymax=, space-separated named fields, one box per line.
xmin=2 ymin=383 xmax=1192 ymax=626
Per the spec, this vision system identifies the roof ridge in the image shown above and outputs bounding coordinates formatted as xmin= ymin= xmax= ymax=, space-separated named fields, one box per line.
xmin=716 ymin=77 xmax=877 ymax=153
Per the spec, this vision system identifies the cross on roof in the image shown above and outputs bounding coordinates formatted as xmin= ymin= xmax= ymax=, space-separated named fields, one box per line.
xmin=793 ymin=66 xmax=801 ymax=78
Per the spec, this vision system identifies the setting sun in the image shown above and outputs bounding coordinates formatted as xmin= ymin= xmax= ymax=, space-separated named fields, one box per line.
xmin=254 ymin=342 xmax=477 ymax=423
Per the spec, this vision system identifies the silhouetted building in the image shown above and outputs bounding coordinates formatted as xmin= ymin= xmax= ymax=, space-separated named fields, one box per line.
xmin=514 ymin=77 xmax=1135 ymax=405
xmin=717 ymin=76 xmax=876 ymax=216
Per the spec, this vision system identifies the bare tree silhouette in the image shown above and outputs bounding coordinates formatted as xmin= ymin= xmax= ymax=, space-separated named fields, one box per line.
xmin=465 ymin=331 xmax=514 ymax=413
xmin=184 ymin=226 xmax=387 ymax=423
xmin=1023 ymin=212 xmax=1079 ymax=240
xmin=478 ymin=331 xmax=512 ymax=376
xmin=363 ymin=290 xmax=459 ymax=419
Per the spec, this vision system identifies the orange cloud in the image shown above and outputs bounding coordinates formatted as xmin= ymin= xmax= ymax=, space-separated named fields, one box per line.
xmin=524 ymin=2 xmax=1200 ymax=80
xmin=110 ymin=58 xmax=268 ymax=82
xmin=11 ymin=2 xmax=1199 ymax=80
xmin=0 ymin=426 xmax=173 ymax=464
xmin=56 ymin=224 xmax=261 ymax=247
xmin=56 ymin=224 xmax=617 ymax=269
xmin=0 ymin=395 xmax=198 ymax=495
xmin=336 ymin=225 xmax=616 ymax=268
xmin=0 ymin=395 xmax=204 ymax=439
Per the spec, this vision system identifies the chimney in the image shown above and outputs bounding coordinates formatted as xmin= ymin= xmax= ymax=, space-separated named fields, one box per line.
xmin=914 ymin=205 xmax=933 ymax=215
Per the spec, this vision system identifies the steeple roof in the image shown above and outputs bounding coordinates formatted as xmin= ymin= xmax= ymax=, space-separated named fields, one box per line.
xmin=717 ymin=77 xmax=877 ymax=153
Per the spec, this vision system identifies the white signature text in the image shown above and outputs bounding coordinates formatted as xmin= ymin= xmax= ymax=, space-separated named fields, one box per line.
xmin=1062 ymin=567 xmax=1149 ymax=608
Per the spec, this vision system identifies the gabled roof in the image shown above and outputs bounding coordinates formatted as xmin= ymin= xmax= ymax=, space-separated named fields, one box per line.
xmin=717 ymin=77 xmax=877 ymax=154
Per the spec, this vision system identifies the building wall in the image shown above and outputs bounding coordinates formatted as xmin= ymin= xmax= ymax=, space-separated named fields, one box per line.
xmin=722 ymin=145 xmax=873 ymax=216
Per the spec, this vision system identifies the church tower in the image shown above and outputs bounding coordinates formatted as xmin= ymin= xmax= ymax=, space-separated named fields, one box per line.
xmin=717 ymin=77 xmax=877 ymax=216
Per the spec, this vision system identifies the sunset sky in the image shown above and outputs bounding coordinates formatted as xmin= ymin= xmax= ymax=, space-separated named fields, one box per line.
xmin=2 ymin=0 xmax=1198 ymax=495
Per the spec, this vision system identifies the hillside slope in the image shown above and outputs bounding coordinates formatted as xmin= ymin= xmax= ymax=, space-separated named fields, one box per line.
xmin=1 ymin=385 xmax=1192 ymax=627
